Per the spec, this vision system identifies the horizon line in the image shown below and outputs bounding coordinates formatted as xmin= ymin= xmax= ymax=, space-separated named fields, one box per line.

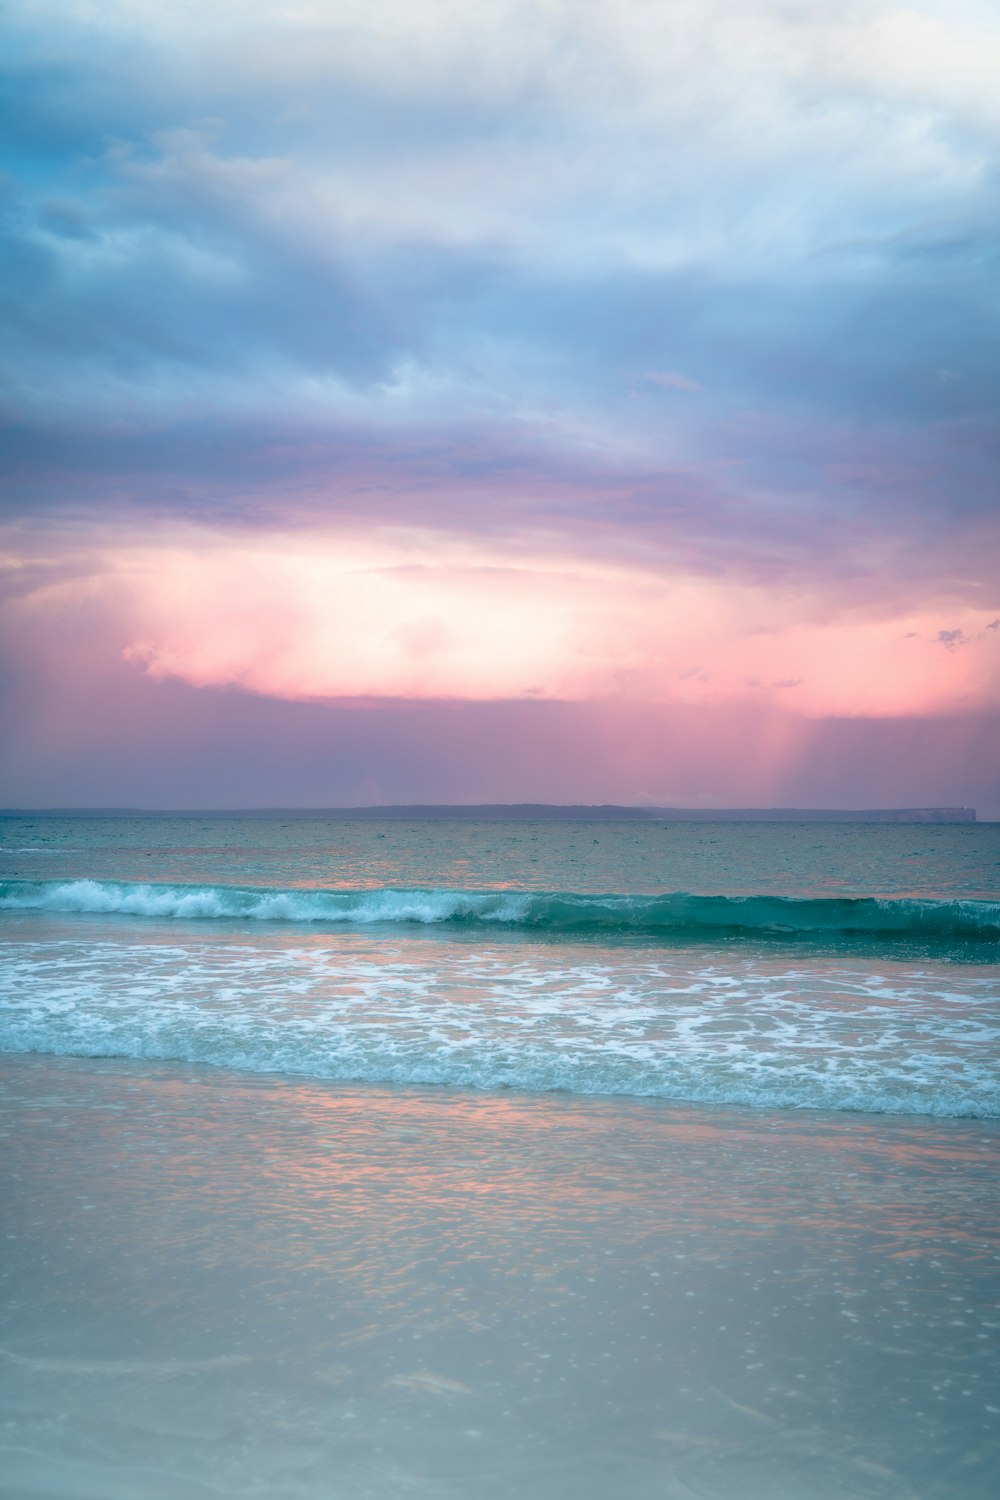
xmin=0 ymin=803 xmax=980 ymax=823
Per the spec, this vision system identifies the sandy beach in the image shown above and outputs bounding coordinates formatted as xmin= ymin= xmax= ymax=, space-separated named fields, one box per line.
xmin=2 ymin=1052 xmax=997 ymax=1499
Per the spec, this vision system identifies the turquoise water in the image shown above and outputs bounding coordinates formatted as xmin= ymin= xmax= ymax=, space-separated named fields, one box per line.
xmin=2 ymin=817 xmax=998 ymax=1116
xmin=3 ymin=815 xmax=997 ymax=896
xmin=2 ymin=818 xmax=1000 ymax=1499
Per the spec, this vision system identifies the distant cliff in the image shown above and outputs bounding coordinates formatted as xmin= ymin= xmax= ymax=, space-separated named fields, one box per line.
xmin=2 ymin=804 xmax=977 ymax=822
xmin=323 ymin=805 xmax=978 ymax=823
xmin=240 ymin=804 xmax=979 ymax=823
xmin=643 ymin=807 xmax=976 ymax=824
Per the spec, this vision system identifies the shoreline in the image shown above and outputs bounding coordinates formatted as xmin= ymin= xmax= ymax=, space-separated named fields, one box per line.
xmin=2 ymin=1044 xmax=999 ymax=1121
xmin=3 ymin=1051 xmax=998 ymax=1498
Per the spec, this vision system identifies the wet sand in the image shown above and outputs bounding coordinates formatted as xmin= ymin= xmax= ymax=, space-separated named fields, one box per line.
xmin=1 ymin=1052 xmax=998 ymax=1498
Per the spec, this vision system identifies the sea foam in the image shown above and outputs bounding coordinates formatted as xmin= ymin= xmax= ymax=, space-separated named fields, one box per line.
xmin=1 ymin=879 xmax=997 ymax=947
xmin=1 ymin=928 xmax=998 ymax=1117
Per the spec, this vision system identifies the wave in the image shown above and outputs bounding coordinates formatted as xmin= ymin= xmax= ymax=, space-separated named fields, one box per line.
xmin=1 ymin=878 xmax=998 ymax=945
xmin=2 ymin=930 xmax=998 ymax=1117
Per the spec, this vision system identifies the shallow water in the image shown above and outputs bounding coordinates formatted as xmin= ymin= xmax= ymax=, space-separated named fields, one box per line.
xmin=1 ymin=917 xmax=998 ymax=1116
xmin=2 ymin=1055 xmax=998 ymax=1500
xmin=2 ymin=817 xmax=998 ymax=1495
xmin=1 ymin=817 xmax=998 ymax=1118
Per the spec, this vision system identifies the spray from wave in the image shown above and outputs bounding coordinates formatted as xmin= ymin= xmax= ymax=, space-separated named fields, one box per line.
xmin=1 ymin=879 xmax=997 ymax=946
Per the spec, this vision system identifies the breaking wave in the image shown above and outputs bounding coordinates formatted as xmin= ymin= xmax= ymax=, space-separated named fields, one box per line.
xmin=1 ymin=879 xmax=997 ymax=948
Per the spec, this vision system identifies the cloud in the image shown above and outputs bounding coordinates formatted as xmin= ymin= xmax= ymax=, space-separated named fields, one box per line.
xmin=1 ymin=0 xmax=999 ymax=810
xmin=3 ymin=3 xmax=999 ymax=584
xmin=3 ymin=618 xmax=998 ymax=813
xmin=4 ymin=524 xmax=998 ymax=719
xmin=646 ymin=370 xmax=704 ymax=393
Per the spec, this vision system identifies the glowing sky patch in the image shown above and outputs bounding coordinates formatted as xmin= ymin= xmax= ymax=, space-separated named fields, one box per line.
xmin=5 ymin=528 xmax=996 ymax=721
xmin=1 ymin=0 xmax=998 ymax=809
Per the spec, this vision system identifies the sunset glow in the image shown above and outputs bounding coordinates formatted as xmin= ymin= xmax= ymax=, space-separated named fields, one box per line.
xmin=1 ymin=0 xmax=998 ymax=811
xmin=59 ymin=533 xmax=1000 ymax=715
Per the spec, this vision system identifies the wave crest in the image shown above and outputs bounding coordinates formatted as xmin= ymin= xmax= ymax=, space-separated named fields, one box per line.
xmin=1 ymin=879 xmax=997 ymax=945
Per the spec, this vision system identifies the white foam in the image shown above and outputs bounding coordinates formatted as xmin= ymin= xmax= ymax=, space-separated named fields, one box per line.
xmin=0 ymin=880 xmax=538 ymax=926
xmin=1 ymin=929 xmax=997 ymax=1116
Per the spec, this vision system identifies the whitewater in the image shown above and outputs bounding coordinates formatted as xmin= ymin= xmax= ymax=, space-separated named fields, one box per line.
xmin=3 ymin=877 xmax=999 ymax=943
xmin=4 ymin=813 xmax=1000 ymax=1500
xmin=1 ymin=815 xmax=998 ymax=1117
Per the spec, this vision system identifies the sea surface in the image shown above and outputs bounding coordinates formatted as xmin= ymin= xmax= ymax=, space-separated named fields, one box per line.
xmin=2 ymin=815 xmax=998 ymax=1118
xmin=3 ymin=815 xmax=1000 ymax=1498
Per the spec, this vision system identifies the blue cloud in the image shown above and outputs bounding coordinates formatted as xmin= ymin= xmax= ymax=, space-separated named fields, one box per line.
xmin=0 ymin=0 xmax=998 ymax=610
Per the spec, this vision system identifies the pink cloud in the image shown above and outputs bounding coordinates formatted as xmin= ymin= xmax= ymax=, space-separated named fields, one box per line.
xmin=3 ymin=523 xmax=988 ymax=721
xmin=3 ymin=567 xmax=998 ymax=814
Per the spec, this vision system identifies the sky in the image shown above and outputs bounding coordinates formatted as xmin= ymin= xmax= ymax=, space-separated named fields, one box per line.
xmin=1 ymin=0 xmax=999 ymax=812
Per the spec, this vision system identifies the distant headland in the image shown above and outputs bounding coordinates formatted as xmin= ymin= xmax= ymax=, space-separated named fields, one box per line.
xmin=248 ymin=805 xmax=980 ymax=823
xmin=2 ymin=805 xmax=977 ymax=822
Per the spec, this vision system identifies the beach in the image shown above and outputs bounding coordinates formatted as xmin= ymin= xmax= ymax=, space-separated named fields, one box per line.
xmin=3 ymin=1051 xmax=998 ymax=1499
xmin=2 ymin=814 xmax=998 ymax=1496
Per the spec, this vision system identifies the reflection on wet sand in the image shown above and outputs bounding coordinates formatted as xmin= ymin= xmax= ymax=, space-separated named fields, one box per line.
xmin=1 ymin=1053 xmax=998 ymax=1499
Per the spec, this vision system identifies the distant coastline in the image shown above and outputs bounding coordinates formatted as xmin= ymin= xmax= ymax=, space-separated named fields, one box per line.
xmin=1 ymin=804 xmax=978 ymax=823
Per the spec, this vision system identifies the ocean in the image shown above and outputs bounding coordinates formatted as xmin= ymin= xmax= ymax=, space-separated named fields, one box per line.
xmin=1 ymin=816 xmax=998 ymax=1115
xmin=2 ymin=815 xmax=999 ymax=1497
